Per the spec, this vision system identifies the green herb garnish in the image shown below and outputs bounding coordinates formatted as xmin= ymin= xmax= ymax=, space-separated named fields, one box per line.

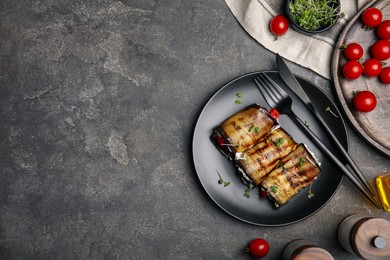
xmin=216 ymin=169 xmax=231 ymax=187
xmin=277 ymin=161 xmax=289 ymax=171
xmin=304 ymin=120 xmax=310 ymax=128
xmin=307 ymin=177 xmax=317 ymax=199
xmin=274 ymin=138 xmax=285 ymax=147
xmin=299 ymin=157 xmax=307 ymax=167
xmin=277 ymin=161 xmax=285 ymax=168
xmin=289 ymin=0 xmax=341 ymax=31
xmin=308 ymin=183 xmax=315 ymax=199
xmin=271 ymin=186 xmax=279 ymax=193
xmin=235 ymin=92 xmax=243 ymax=104
xmin=243 ymin=187 xmax=251 ymax=198
xmin=248 ymin=125 xmax=261 ymax=134
xmin=325 ymin=107 xmax=339 ymax=118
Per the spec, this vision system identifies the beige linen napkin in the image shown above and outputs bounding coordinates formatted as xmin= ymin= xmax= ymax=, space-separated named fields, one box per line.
xmin=224 ymin=0 xmax=372 ymax=79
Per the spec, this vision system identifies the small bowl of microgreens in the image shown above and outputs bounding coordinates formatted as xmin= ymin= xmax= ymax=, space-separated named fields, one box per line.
xmin=286 ymin=0 xmax=341 ymax=34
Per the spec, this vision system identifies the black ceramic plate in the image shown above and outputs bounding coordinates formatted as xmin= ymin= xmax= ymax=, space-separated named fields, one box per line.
xmin=192 ymin=71 xmax=347 ymax=226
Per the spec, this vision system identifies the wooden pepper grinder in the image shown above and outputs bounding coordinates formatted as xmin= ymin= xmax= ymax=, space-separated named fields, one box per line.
xmin=282 ymin=239 xmax=334 ymax=260
xmin=338 ymin=214 xmax=390 ymax=259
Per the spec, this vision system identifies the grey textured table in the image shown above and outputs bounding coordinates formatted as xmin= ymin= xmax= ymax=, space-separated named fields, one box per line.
xmin=1 ymin=1 xmax=390 ymax=259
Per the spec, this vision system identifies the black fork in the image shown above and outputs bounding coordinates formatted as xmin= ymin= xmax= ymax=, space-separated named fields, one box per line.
xmin=254 ymin=72 xmax=380 ymax=208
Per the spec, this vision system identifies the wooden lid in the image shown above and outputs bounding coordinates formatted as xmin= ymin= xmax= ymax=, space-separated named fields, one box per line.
xmin=292 ymin=246 xmax=334 ymax=260
xmin=352 ymin=217 xmax=390 ymax=259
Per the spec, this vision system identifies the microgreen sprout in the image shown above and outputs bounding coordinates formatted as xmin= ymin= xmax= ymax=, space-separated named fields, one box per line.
xmin=235 ymin=92 xmax=243 ymax=104
xmin=216 ymin=169 xmax=231 ymax=187
xmin=220 ymin=142 xmax=240 ymax=148
xmin=299 ymin=157 xmax=307 ymax=167
xmin=271 ymin=186 xmax=279 ymax=194
xmin=243 ymin=187 xmax=251 ymax=198
xmin=325 ymin=107 xmax=339 ymax=118
xmin=307 ymin=177 xmax=317 ymax=199
xmin=308 ymin=183 xmax=315 ymax=199
xmin=305 ymin=120 xmax=310 ymax=128
xmin=274 ymin=138 xmax=285 ymax=147
xmin=248 ymin=125 xmax=260 ymax=133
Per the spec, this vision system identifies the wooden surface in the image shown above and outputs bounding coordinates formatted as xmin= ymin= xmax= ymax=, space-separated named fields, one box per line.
xmin=331 ymin=0 xmax=390 ymax=157
xmin=353 ymin=217 xmax=390 ymax=259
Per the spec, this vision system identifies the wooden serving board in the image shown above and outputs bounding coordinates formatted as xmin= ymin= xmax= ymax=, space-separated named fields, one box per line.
xmin=331 ymin=0 xmax=390 ymax=157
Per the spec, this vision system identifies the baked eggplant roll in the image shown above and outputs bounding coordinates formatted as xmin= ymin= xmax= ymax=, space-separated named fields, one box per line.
xmin=211 ymin=104 xmax=277 ymax=160
xmin=261 ymin=144 xmax=321 ymax=207
xmin=235 ymin=127 xmax=297 ymax=186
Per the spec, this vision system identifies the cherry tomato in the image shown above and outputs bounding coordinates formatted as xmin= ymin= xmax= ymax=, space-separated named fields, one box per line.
xmin=353 ymin=91 xmax=377 ymax=112
xmin=269 ymin=108 xmax=280 ymax=120
xmin=363 ymin=59 xmax=382 ymax=77
xmin=344 ymin=43 xmax=364 ymax=60
xmin=379 ymin=67 xmax=390 ymax=84
xmin=269 ymin=15 xmax=289 ymax=36
xmin=370 ymin=40 xmax=390 ymax=60
xmin=376 ymin=20 xmax=390 ymax=40
xmin=361 ymin=7 xmax=383 ymax=28
xmin=247 ymin=238 xmax=270 ymax=258
xmin=343 ymin=60 xmax=363 ymax=80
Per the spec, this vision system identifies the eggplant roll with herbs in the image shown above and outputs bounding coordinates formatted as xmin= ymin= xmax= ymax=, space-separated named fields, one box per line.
xmin=261 ymin=144 xmax=321 ymax=207
xmin=211 ymin=104 xmax=277 ymax=160
xmin=235 ymin=127 xmax=297 ymax=186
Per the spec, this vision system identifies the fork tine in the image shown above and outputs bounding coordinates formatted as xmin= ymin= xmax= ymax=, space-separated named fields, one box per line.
xmin=260 ymin=73 xmax=288 ymax=100
xmin=254 ymin=77 xmax=277 ymax=108
xmin=258 ymin=74 xmax=281 ymax=105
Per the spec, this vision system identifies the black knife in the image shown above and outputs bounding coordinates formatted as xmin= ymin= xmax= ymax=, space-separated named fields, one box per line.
xmin=275 ymin=53 xmax=376 ymax=196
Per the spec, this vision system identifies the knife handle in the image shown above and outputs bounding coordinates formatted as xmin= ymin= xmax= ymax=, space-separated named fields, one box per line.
xmin=290 ymin=112 xmax=381 ymax=209
xmin=309 ymin=107 xmax=375 ymax=196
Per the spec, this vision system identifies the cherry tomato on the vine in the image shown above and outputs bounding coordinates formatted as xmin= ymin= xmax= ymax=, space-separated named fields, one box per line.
xmin=361 ymin=7 xmax=383 ymax=28
xmin=269 ymin=15 xmax=289 ymax=36
xmin=379 ymin=67 xmax=390 ymax=84
xmin=269 ymin=108 xmax=280 ymax=120
xmin=344 ymin=43 xmax=364 ymax=60
xmin=370 ymin=40 xmax=390 ymax=60
xmin=376 ymin=20 xmax=390 ymax=40
xmin=343 ymin=60 xmax=363 ymax=80
xmin=363 ymin=59 xmax=382 ymax=77
xmin=247 ymin=238 xmax=270 ymax=258
xmin=353 ymin=91 xmax=377 ymax=112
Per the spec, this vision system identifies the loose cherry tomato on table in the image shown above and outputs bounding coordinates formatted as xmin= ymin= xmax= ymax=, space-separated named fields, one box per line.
xmin=269 ymin=108 xmax=280 ymax=120
xmin=379 ymin=67 xmax=390 ymax=84
xmin=344 ymin=43 xmax=364 ymax=60
xmin=376 ymin=20 xmax=390 ymax=40
xmin=269 ymin=15 xmax=289 ymax=36
xmin=246 ymin=238 xmax=270 ymax=258
xmin=361 ymin=7 xmax=383 ymax=28
xmin=353 ymin=91 xmax=377 ymax=112
xmin=363 ymin=59 xmax=382 ymax=77
xmin=343 ymin=60 xmax=363 ymax=80
xmin=370 ymin=40 xmax=390 ymax=60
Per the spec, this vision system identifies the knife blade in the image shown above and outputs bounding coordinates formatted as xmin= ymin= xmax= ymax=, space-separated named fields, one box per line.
xmin=275 ymin=53 xmax=376 ymax=196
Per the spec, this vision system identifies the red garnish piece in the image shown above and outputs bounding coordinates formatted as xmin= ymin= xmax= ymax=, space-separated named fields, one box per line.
xmin=269 ymin=108 xmax=280 ymax=120
xmin=216 ymin=134 xmax=224 ymax=146
xmin=260 ymin=189 xmax=268 ymax=198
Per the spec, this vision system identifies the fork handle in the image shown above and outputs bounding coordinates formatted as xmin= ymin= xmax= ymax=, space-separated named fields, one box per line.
xmin=290 ymin=112 xmax=381 ymax=209
xmin=309 ymin=107 xmax=375 ymax=196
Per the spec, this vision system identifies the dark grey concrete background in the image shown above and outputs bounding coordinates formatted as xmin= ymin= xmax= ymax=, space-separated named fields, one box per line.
xmin=1 ymin=0 xmax=389 ymax=259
